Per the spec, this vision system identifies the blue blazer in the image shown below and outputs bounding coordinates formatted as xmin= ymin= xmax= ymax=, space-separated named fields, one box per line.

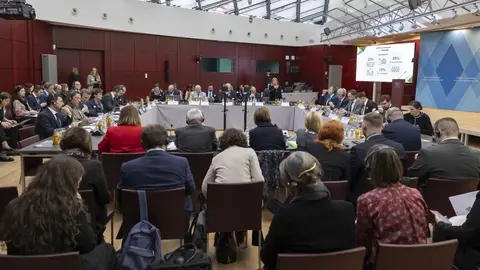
xmin=87 ymin=99 xmax=104 ymax=117
xmin=118 ymin=150 xmax=196 ymax=211
xmin=382 ymin=119 xmax=422 ymax=151
xmin=27 ymin=94 xmax=41 ymax=111
xmin=336 ymin=97 xmax=349 ymax=109
xmin=324 ymin=94 xmax=338 ymax=106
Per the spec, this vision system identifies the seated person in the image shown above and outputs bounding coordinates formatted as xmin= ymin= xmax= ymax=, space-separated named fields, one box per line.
xmin=188 ymin=85 xmax=206 ymax=102
xmin=249 ymin=107 xmax=286 ymax=151
xmin=261 ymin=151 xmax=356 ymax=270
xmin=305 ymin=120 xmax=350 ymax=181
xmin=202 ymin=128 xmax=264 ymax=198
xmin=334 ymin=88 xmax=348 ymax=109
xmin=349 ymin=112 xmax=405 ymax=204
xmin=149 ymin=84 xmax=164 ymax=101
xmin=101 ymin=85 xmax=121 ymax=113
xmin=0 ymin=156 xmax=120 ymax=269
xmin=98 ymin=105 xmax=144 ymax=153
xmin=60 ymin=127 xmax=111 ymax=241
xmin=378 ymin=95 xmax=392 ymax=121
xmin=408 ymin=117 xmax=480 ymax=189
xmin=345 ymin=89 xmax=361 ymax=115
xmin=116 ymin=85 xmax=128 ymax=106
xmin=0 ymin=93 xmax=14 ymax=161
xmin=404 ymin=100 xmax=433 ymax=136
xmin=88 ymin=88 xmax=104 ymax=117
xmin=35 ymin=94 xmax=72 ymax=139
xmin=118 ymin=125 xmax=195 ymax=231
xmin=382 ymin=107 xmax=421 ymax=151
xmin=296 ymin=111 xmax=322 ymax=151
xmin=163 ymin=84 xmax=182 ymax=101
xmin=175 ymin=108 xmax=218 ymax=153
xmin=434 ymin=192 xmax=480 ymax=270
xmin=12 ymin=85 xmax=38 ymax=121
xmin=79 ymin=89 xmax=91 ymax=116
xmin=356 ymin=92 xmax=378 ymax=115
xmin=356 ymin=145 xmax=428 ymax=266
xmin=320 ymin=86 xmax=337 ymax=105
xmin=244 ymin=86 xmax=261 ymax=102
xmin=61 ymin=91 xmax=89 ymax=125
xmin=27 ymin=85 xmax=46 ymax=111
xmin=205 ymin=84 xmax=219 ymax=103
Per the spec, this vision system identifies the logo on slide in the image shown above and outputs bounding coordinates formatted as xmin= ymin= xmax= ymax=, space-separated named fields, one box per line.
xmin=391 ymin=66 xmax=400 ymax=72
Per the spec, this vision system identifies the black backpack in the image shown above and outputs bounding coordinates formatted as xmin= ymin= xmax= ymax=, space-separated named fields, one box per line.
xmin=214 ymin=232 xmax=237 ymax=264
xmin=147 ymin=244 xmax=211 ymax=270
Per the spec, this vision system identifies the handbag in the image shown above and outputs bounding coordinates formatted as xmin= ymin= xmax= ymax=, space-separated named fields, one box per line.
xmin=147 ymin=244 xmax=212 ymax=270
xmin=214 ymin=232 xmax=237 ymax=264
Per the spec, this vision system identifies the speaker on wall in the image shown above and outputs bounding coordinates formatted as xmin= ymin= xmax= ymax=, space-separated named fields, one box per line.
xmin=164 ymin=60 xmax=170 ymax=83
xmin=42 ymin=54 xmax=58 ymax=83
xmin=324 ymin=56 xmax=334 ymax=63
xmin=324 ymin=27 xmax=332 ymax=36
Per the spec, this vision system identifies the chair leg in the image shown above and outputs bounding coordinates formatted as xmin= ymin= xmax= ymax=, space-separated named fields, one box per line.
xmin=258 ymin=229 xmax=262 ymax=270
xmin=206 ymin=232 xmax=209 ymax=255
xmin=110 ymin=212 xmax=114 ymax=243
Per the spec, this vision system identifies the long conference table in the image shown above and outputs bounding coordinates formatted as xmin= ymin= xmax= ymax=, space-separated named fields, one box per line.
xmin=18 ymin=103 xmax=434 ymax=189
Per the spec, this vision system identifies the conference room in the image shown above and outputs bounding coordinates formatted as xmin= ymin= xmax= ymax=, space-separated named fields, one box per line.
xmin=0 ymin=0 xmax=480 ymax=269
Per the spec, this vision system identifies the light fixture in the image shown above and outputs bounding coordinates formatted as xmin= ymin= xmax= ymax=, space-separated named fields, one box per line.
xmin=431 ymin=15 xmax=438 ymax=25
xmin=291 ymin=55 xmax=295 ymax=60
xmin=285 ymin=55 xmax=290 ymax=60
xmin=399 ymin=22 xmax=404 ymax=31
xmin=471 ymin=4 xmax=480 ymax=16
xmin=411 ymin=20 xmax=418 ymax=29
xmin=451 ymin=9 xmax=458 ymax=20
xmin=389 ymin=25 xmax=394 ymax=33
xmin=166 ymin=0 xmax=171 ymax=6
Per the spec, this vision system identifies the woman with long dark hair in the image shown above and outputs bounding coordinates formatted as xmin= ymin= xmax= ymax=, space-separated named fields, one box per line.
xmin=404 ymin=100 xmax=433 ymax=136
xmin=0 ymin=156 xmax=120 ymax=269
xmin=12 ymin=85 xmax=37 ymax=121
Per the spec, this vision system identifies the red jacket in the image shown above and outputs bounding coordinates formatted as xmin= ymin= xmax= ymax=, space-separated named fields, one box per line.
xmin=98 ymin=125 xmax=144 ymax=153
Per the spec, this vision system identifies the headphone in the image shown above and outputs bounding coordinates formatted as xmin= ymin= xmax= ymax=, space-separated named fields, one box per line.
xmin=364 ymin=144 xmax=395 ymax=172
xmin=286 ymin=162 xmax=323 ymax=188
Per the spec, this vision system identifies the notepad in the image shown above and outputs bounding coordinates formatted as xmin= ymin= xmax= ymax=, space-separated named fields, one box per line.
xmin=449 ymin=191 xmax=478 ymax=216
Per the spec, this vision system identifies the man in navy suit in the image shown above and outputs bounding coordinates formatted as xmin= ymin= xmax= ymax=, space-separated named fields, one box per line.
xmin=244 ymin=86 xmax=261 ymax=102
xmin=118 ymin=125 xmax=195 ymax=232
xmin=34 ymin=94 xmax=72 ymax=139
xmin=382 ymin=107 xmax=421 ymax=151
xmin=335 ymin=88 xmax=349 ymax=109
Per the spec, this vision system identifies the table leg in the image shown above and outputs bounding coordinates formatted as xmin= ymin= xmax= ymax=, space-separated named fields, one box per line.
xmin=465 ymin=134 xmax=469 ymax=146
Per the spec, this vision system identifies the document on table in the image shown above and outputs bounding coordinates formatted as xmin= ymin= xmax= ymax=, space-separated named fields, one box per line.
xmin=449 ymin=191 xmax=478 ymax=216
xmin=33 ymin=140 xmax=54 ymax=147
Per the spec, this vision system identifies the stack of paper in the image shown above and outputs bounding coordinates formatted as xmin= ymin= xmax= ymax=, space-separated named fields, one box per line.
xmin=449 ymin=191 xmax=478 ymax=216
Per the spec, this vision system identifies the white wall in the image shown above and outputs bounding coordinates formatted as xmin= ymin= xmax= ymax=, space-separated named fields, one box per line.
xmin=28 ymin=0 xmax=320 ymax=46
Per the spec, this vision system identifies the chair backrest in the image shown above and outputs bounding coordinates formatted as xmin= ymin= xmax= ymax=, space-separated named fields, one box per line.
xmin=18 ymin=125 xmax=35 ymax=141
xmin=375 ymin=240 xmax=458 ymax=270
xmin=172 ymin=152 xmax=214 ymax=190
xmin=277 ymin=247 xmax=366 ymax=270
xmin=0 ymin=187 xmax=18 ymax=221
xmin=19 ymin=135 xmax=40 ymax=148
xmin=78 ymin=190 xmax=99 ymax=227
xmin=121 ymin=188 xmax=185 ymax=240
xmin=404 ymin=177 xmax=418 ymax=189
xmin=206 ymin=181 xmax=263 ymax=233
xmin=0 ymin=252 xmax=81 ymax=270
xmin=100 ymin=152 xmax=144 ymax=190
xmin=405 ymin=151 xmax=418 ymax=169
xmin=323 ymin=181 xmax=348 ymax=201
xmin=424 ymin=178 xmax=480 ymax=217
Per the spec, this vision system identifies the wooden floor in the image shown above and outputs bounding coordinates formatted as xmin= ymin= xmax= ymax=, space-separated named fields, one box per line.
xmin=0 ymin=156 xmax=271 ymax=270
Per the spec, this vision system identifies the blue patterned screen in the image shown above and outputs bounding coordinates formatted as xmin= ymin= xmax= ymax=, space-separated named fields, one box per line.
xmin=416 ymin=29 xmax=480 ymax=112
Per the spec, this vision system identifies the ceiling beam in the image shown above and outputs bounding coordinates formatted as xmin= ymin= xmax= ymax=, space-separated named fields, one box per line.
xmin=196 ymin=0 xmax=202 ymax=9
xmin=321 ymin=0 xmax=329 ymax=24
xmin=295 ymin=0 xmax=301 ymax=22
xmin=266 ymin=0 xmax=271 ymax=19
xmin=202 ymin=0 xmax=231 ymax=10
xmin=233 ymin=0 xmax=239 ymax=15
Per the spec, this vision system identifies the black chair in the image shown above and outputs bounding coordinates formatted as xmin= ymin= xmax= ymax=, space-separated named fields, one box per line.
xmin=0 ymin=252 xmax=81 ymax=270
xmin=18 ymin=125 xmax=35 ymax=141
xmin=78 ymin=190 xmax=114 ymax=243
xmin=323 ymin=181 xmax=348 ymax=200
xmin=277 ymin=247 xmax=366 ymax=270
xmin=121 ymin=188 xmax=186 ymax=244
xmin=206 ymin=181 xmax=263 ymax=269
xmin=18 ymin=135 xmax=40 ymax=148
xmin=172 ymin=152 xmax=214 ymax=190
xmin=0 ymin=187 xmax=18 ymax=228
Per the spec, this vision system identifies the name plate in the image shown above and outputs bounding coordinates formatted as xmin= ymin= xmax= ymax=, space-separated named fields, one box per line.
xmin=200 ymin=102 xmax=209 ymax=106
xmin=190 ymin=101 xmax=200 ymax=106
xmin=297 ymin=104 xmax=306 ymax=110
xmin=329 ymin=114 xmax=340 ymax=120
xmin=341 ymin=117 xmax=350 ymax=124
xmin=255 ymin=102 xmax=264 ymax=106
xmin=146 ymin=105 xmax=152 ymax=110
xmin=226 ymin=102 xmax=234 ymax=106
xmin=281 ymin=102 xmax=290 ymax=107
xmin=167 ymin=101 xmax=179 ymax=105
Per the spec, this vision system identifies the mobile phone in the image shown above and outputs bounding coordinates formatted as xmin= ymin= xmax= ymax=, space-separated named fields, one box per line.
xmin=430 ymin=210 xmax=451 ymax=224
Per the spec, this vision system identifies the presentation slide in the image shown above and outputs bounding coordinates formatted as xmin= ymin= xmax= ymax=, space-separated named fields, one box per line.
xmin=356 ymin=43 xmax=415 ymax=83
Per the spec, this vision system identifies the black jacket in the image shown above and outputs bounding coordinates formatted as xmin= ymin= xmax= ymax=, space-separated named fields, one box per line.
xmin=305 ymin=141 xmax=351 ymax=181
xmin=408 ymin=139 xmax=480 ymax=189
xmin=35 ymin=108 xmax=72 ymax=139
xmin=206 ymin=90 xmax=219 ymax=102
xmin=149 ymin=90 xmax=164 ymax=101
xmin=261 ymin=188 xmax=356 ymax=270
xmin=249 ymin=122 xmax=286 ymax=151
xmin=68 ymin=73 xmax=81 ymax=89
xmin=349 ymin=134 xmax=405 ymax=203
xmin=269 ymin=86 xmax=283 ymax=101
xmin=101 ymin=93 xmax=118 ymax=113
xmin=382 ymin=119 xmax=422 ymax=151
xmin=360 ymin=99 xmax=378 ymax=115
xmin=404 ymin=112 xmax=434 ymax=136
xmin=435 ymin=192 xmax=480 ymax=270
xmin=175 ymin=124 xmax=219 ymax=153
xmin=295 ymin=129 xmax=317 ymax=151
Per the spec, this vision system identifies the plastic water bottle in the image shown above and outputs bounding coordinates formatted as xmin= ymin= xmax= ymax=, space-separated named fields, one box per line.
xmin=245 ymin=128 xmax=250 ymax=146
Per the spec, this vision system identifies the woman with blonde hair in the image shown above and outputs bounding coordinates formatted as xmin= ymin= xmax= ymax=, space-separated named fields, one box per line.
xmin=296 ymin=111 xmax=323 ymax=151
xmin=268 ymin=77 xmax=283 ymax=101
xmin=305 ymin=120 xmax=350 ymax=181
xmin=87 ymin=67 xmax=102 ymax=90
xmin=98 ymin=105 xmax=144 ymax=153
xmin=261 ymin=151 xmax=356 ymax=270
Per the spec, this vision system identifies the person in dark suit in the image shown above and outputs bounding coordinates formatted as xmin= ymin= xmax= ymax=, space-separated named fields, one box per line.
xmin=296 ymin=111 xmax=323 ymax=151
xmin=101 ymin=85 xmax=121 ymax=113
xmin=87 ymin=88 xmax=104 ymax=117
xmin=434 ymin=192 xmax=480 ymax=270
xmin=60 ymin=127 xmax=110 ymax=241
xmin=149 ymin=84 xmax=164 ymax=101
xmin=268 ymin=77 xmax=283 ymax=102
xmin=378 ymin=94 xmax=393 ymax=121
xmin=34 ymin=94 xmax=72 ymax=139
xmin=27 ymin=86 xmax=46 ymax=111
xmin=116 ymin=85 xmax=128 ymax=106
xmin=344 ymin=89 xmax=361 ymax=115
xmin=382 ymin=107 xmax=421 ymax=151
xmin=349 ymin=112 xmax=405 ymax=203
xmin=320 ymin=86 xmax=337 ymax=105
xmin=0 ymin=93 xmax=15 ymax=161
xmin=249 ymin=107 xmax=286 ymax=151
xmin=244 ymin=86 xmax=261 ymax=102
xmin=118 ymin=125 xmax=195 ymax=231
xmin=175 ymin=108 xmax=219 ymax=153
xmin=264 ymin=70 xmax=272 ymax=89
xmin=261 ymin=151 xmax=356 ymax=270
xmin=205 ymin=84 xmax=219 ymax=103
xmin=68 ymin=67 xmax=81 ymax=89
xmin=305 ymin=120 xmax=350 ymax=181
xmin=408 ymin=117 xmax=480 ymax=190
xmin=163 ymin=84 xmax=182 ymax=101
xmin=356 ymin=92 xmax=377 ymax=115
xmin=334 ymin=88 xmax=349 ymax=109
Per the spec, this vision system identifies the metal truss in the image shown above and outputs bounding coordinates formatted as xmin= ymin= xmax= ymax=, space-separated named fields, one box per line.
xmin=320 ymin=0 xmax=479 ymax=42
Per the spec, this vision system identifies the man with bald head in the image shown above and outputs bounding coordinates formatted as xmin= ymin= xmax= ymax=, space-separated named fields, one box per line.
xmin=189 ymin=85 xmax=206 ymax=102
xmin=408 ymin=117 xmax=480 ymax=189
xmin=382 ymin=107 xmax=421 ymax=151
xmin=165 ymin=84 xmax=181 ymax=101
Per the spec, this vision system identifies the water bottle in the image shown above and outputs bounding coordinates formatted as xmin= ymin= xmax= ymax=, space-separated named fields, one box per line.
xmin=245 ymin=128 xmax=250 ymax=146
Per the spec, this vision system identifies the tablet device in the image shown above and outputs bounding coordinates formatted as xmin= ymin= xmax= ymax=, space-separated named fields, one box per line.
xmin=430 ymin=210 xmax=451 ymax=224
